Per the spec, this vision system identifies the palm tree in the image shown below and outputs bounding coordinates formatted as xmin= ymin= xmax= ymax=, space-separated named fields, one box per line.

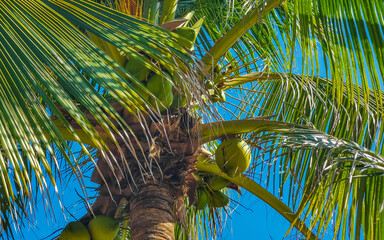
xmin=1 ymin=0 xmax=384 ymax=239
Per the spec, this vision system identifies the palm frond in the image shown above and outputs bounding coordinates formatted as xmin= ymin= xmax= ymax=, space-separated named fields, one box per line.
xmin=223 ymin=72 xmax=383 ymax=151
xmin=184 ymin=0 xmax=286 ymax=76
xmin=191 ymin=0 xmax=383 ymax=115
xmin=217 ymin=69 xmax=384 ymax=238
xmin=196 ymin=118 xmax=384 ymax=239
xmin=250 ymin=129 xmax=384 ymax=239
xmin=0 ymin=0 xmax=195 ymax=237
xmin=280 ymin=0 xmax=384 ymax=111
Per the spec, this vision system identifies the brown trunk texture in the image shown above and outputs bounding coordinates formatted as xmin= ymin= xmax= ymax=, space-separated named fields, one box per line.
xmin=129 ymin=183 xmax=175 ymax=240
xmin=78 ymin=110 xmax=199 ymax=238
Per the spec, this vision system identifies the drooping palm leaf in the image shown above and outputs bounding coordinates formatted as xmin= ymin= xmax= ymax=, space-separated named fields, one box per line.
xmin=224 ymin=72 xmax=384 ymax=151
xmin=219 ymin=71 xmax=384 ymax=238
xmin=195 ymin=118 xmax=384 ymax=239
xmin=0 ymin=0 xmax=195 ymax=237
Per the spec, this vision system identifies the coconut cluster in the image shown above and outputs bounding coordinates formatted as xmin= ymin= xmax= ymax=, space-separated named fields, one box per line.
xmin=59 ymin=216 xmax=119 ymax=240
xmin=123 ymin=21 xmax=204 ymax=113
xmin=193 ymin=138 xmax=251 ymax=211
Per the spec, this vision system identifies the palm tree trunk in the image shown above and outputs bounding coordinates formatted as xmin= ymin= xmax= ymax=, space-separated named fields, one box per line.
xmin=129 ymin=183 xmax=175 ymax=240
xmin=82 ymin=111 xmax=198 ymax=239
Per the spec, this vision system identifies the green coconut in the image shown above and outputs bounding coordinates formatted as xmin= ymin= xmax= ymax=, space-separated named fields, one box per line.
xmin=149 ymin=89 xmax=173 ymax=112
xmin=147 ymin=74 xmax=173 ymax=111
xmin=195 ymin=188 xmax=209 ymax=210
xmin=125 ymin=57 xmax=151 ymax=82
xmin=209 ymin=190 xmax=229 ymax=208
xmin=59 ymin=221 xmax=90 ymax=240
xmin=88 ymin=216 xmax=119 ymax=240
xmin=208 ymin=175 xmax=229 ymax=191
xmin=146 ymin=74 xmax=173 ymax=97
xmin=215 ymin=138 xmax=251 ymax=177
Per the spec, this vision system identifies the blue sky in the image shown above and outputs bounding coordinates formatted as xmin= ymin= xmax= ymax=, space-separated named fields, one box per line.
xmin=222 ymin=193 xmax=292 ymax=239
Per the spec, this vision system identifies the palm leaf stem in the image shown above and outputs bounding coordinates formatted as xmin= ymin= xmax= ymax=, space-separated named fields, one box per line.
xmin=121 ymin=217 xmax=130 ymax=239
xmin=221 ymin=71 xmax=287 ymax=89
xmin=192 ymin=118 xmax=311 ymax=143
xmin=201 ymin=0 xmax=285 ymax=72
xmin=195 ymin=159 xmax=317 ymax=240
xmin=50 ymin=109 xmax=303 ymax=151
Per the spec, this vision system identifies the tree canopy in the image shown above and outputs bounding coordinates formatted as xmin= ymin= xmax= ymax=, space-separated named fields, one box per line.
xmin=0 ymin=0 xmax=384 ymax=239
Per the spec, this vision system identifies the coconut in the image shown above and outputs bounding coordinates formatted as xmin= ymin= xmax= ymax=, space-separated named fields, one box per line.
xmin=209 ymin=190 xmax=229 ymax=208
xmin=59 ymin=221 xmax=90 ymax=240
xmin=195 ymin=188 xmax=209 ymax=210
xmin=149 ymin=89 xmax=173 ymax=112
xmin=146 ymin=74 xmax=173 ymax=96
xmin=88 ymin=216 xmax=119 ymax=240
xmin=146 ymin=74 xmax=174 ymax=111
xmin=208 ymin=175 xmax=229 ymax=191
xmin=125 ymin=57 xmax=151 ymax=82
xmin=215 ymin=138 xmax=251 ymax=177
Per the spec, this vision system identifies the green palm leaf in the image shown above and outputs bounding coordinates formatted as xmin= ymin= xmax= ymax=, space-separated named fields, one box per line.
xmin=196 ymin=118 xmax=384 ymax=239
xmin=191 ymin=0 xmax=384 ymax=111
xmin=1 ymin=0 xmax=384 ymax=239
xmin=224 ymin=72 xmax=384 ymax=150
xmin=0 ymin=0 xmax=195 ymax=237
